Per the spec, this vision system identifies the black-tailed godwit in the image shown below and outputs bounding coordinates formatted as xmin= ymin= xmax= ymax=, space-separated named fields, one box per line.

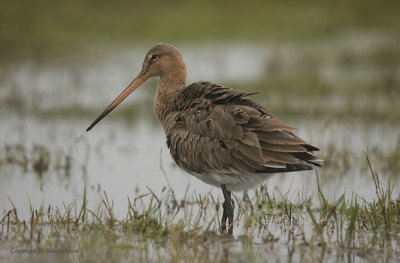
xmin=86 ymin=43 xmax=323 ymax=235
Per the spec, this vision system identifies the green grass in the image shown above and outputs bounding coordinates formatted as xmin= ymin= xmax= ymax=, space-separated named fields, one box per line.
xmin=1 ymin=150 xmax=399 ymax=262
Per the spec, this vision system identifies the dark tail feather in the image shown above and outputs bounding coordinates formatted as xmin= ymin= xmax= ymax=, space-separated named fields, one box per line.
xmin=293 ymin=152 xmax=324 ymax=167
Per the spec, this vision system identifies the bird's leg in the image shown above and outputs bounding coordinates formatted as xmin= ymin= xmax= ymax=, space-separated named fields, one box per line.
xmin=221 ymin=184 xmax=234 ymax=235
xmin=221 ymin=198 xmax=228 ymax=234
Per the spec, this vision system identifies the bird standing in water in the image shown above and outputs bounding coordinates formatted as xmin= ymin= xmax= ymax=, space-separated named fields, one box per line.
xmin=86 ymin=43 xmax=323 ymax=235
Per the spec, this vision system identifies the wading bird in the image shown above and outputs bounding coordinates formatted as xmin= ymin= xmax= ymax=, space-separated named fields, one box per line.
xmin=86 ymin=43 xmax=323 ymax=235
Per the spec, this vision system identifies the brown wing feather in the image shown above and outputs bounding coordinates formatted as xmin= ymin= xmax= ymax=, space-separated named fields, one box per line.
xmin=166 ymin=82 xmax=323 ymax=176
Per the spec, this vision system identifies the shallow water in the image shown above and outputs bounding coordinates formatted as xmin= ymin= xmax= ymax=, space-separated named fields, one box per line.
xmin=0 ymin=112 xmax=398 ymax=221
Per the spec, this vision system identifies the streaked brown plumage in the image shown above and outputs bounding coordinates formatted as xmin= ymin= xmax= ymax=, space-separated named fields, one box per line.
xmin=86 ymin=43 xmax=323 ymax=234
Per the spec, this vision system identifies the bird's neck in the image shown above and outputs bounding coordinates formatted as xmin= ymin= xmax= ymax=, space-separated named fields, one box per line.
xmin=154 ymin=69 xmax=186 ymax=126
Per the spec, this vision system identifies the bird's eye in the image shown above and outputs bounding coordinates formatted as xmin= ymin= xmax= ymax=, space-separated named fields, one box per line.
xmin=151 ymin=54 xmax=159 ymax=61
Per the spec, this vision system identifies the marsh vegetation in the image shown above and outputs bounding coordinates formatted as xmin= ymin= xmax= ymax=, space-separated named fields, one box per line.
xmin=1 ymin=1 xmax=399 ymax=262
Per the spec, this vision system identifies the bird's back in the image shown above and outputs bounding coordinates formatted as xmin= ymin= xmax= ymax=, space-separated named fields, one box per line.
xmin=162 ymin=81 xmax=323 ymax=191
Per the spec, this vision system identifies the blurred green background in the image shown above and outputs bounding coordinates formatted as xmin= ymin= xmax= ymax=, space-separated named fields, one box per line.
xmin=1 ymin=0 xmax=399 ymax=62
xmin=0 ymin=0 xmax=399 ymax=121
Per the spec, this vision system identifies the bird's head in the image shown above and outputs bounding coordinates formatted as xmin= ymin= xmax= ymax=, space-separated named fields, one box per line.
xmin=142 ymin=43 xmax=186 ymax=78
xmin=86 ymin=43 xmax=185 ymax=132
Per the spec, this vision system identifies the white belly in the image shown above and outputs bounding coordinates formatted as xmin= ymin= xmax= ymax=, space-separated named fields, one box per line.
xmin=186 ymin=170 xmax=275 ymax=192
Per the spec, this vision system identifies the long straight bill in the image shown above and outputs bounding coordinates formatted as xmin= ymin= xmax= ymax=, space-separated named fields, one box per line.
xmin=86 ymin=73 xmax=148 ymax=132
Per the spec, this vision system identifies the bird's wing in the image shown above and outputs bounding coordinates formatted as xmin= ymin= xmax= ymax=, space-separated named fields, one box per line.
xmin=166 ymin=82 xmax=323 ymax=175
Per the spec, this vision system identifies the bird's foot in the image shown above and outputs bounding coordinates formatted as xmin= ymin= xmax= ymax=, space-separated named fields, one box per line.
xmin=220 ymin=198 xmax=234 ymax=235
